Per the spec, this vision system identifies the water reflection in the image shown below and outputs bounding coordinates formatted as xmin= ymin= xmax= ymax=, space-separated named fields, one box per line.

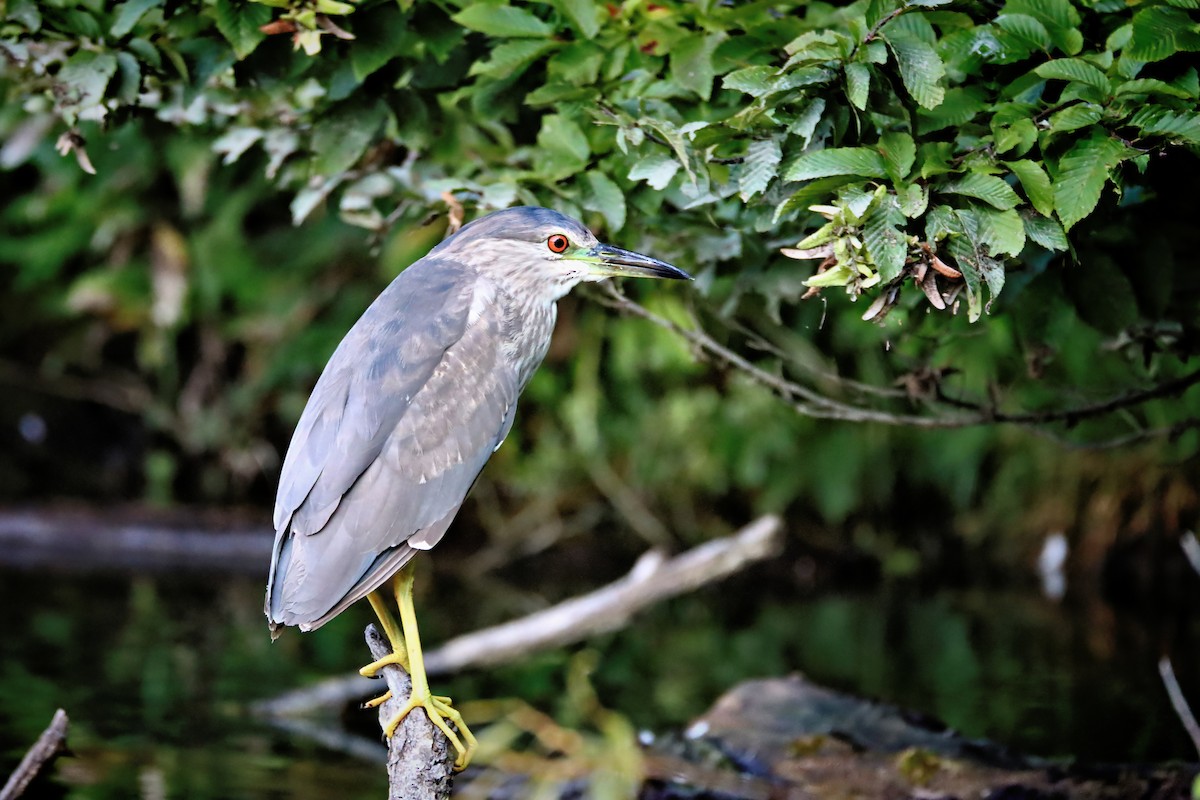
xmin=1 ymin=550 xmax=1196 ymax=797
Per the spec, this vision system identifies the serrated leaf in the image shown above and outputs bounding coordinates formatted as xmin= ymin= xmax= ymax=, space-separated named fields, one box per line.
xmin=1022 ymin=211 xmax=1069 ymax=251
xmin=784 ymin=147 xmax=887 ymax=181
xmin=917 ymin=86 xmax=986 ymax=133
xmin=863 ymin=193 xmax=907 ymax=281
xmin=845 ymin=62 xmax=870 ymax=110
xmin=941 ymin=172 xmax=1021 ymax=210
xmin=1128 ymin=6 xmax=1191 ymax=62
xmin=788 ymin=97 xmax=826 ymax=148
xmin=878 ymin=131 xmax=915 ymax=183
xmin=975 ymin=206 xmax=1025 ymax=257
xmin=581 ymin=171 xmax=626 ymax=232
xmin=739 ymin=137 xmax=782 ymax=201
xmin=1052 ymin=133 xmax=1131 ymax=230
xmin=1048 ymin=103 xmax=1102 ymax=133
xmin=628 ymin=154 xmax=680 ymax=190
xmin=722 ymin=66 xmax=777 ymax=96
xmin=470 ymin=39 xmax=558 ymax=79
xmin=552 ymin=0 xmax=601 ymax=39
xmin=994 ymin=14 xmax=1052 ymax=52
xmin=111 ymin=0 xmax=163 ymax=38
xmin=1034 ymin=58 xmax=1110 ymax=91
xmin=214 ymin=0 xmax=269 ymax=60
xmin=1006 ymin=159 xmax=1054 ymax=217
xmin=886 ymin=33 xmax=945 ymax=109
xmin=1114 ymin=78 xmax=1193 ymax=99
xmin=452 ymin=3 xmax=551 ymax=38
xmin=1130 ymin=107 xmax=1200 ymax=145
xmin=773 ymin=176 xmax=858 ymax=223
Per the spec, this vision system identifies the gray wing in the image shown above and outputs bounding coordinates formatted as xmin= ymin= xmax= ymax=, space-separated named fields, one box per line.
xmin=266 ymin=258 xmax=522 ymax=631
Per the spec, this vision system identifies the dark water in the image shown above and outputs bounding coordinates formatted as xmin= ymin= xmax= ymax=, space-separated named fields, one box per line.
xmin=1 ymin=555 xmax=1197 ymax=798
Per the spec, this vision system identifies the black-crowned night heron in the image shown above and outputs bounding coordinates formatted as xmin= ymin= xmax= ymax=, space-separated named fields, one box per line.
xmin=265 ymin=206 xmax=690 ymax=768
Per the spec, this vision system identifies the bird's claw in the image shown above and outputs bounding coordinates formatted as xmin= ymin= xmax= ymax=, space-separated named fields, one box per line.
xmin=382 ymin=692 xmax=478 ymax=771
xmin=359 ymin=651 xmax=409 ymax=677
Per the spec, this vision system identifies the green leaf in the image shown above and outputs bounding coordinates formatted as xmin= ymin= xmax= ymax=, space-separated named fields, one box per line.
xmin=878 ymin=131 xmax=915 ymax=183
xmin=917 ymin=86 xmax=986 ymax=133
xmin=863 ymin=191 xmax=907 ymax=281
xmin=845 ymin=62 xmax=870 ymax=110
xmin=214 ymin=0 xmax=269 ymax=61
xmin=1129 ymin=107 xmax=1200 ymax=145
xmin=1006 ymin=159 xmax=1054 ymax=217
xmin=581 ymin=171 xmax=626 ymax=232
xmin=535 ymin=114 xmax=590 ymax=180
xmin=1048 ymin=103 xmax=1102 ymax=133
xmin=994 ymin=14 xmax=1052 ymax=53
xmin=898 ymin=183 xmax=928 ymax=218
xmin=1062 ymin=253 xmax=1139 ymax=334
xmin=773 ymin=177 xmax=859 ymax=223
xmin=452 ymin=3 xmax=551 ymax=38
xmin=111 ymin=0 xmax=163 ymax=38
xmin=57 ymin=50 xmax=118 ymax=119
xmin=1127 ymin=6 xmax=1192 ymax=62
xmin=1022 ymin=211 xmax=1069 ymax=251
xmin=783 ymin=147 xmax=888 ymax=181
xmin=886 ymin=33 xmax=945 ymax=109
xmin=350 ymin=4 xmax=411 ymax=83
xmin=739 ymin=137 xmax=782 ymax=201
xmin=1114 ymin=77 xmax=1193 ymax=99
xmin=1052 ymin=133 xmax=1131 ymax=230
xmin=975 ymin=206 xmax=1026 ymax=257
xmin=628 ymin=154 xmax=680 ymax=190
xmin=469 ymin=39 xmax=558 ymax=79
xmin=1034 ymin=58 xmax=1110 ymax=91
xmin=722 ymin=66 xmax=777 ymax=96
xmin=789 ymin=98 xmax=826 ymax=148
xmin=671 ymin=33 xmax=724 ymax=100
xmin=552 ymin=0 xmax=601 ymax=39
xmin=311 ymin=102 xmax=386 ymax=176
xmin=940 ymin=172 xmax=1021 ymax=210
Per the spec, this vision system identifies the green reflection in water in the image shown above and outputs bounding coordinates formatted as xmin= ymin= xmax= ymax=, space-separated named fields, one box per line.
xmin=0 ymin=565 xmax=1195 ymax=798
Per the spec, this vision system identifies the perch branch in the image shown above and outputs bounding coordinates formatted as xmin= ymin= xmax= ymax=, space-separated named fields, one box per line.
xmin=253 ymin=515 xmax=783 ymax=717
xmin=364 ymin=624 xmax=454 ymax=800
xmin=1 ymin=709 xmax=69 ymax=800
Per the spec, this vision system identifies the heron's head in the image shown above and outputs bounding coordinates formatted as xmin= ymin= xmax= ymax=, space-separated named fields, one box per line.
xmin=431 ymin=206 xmax=691 ymax=302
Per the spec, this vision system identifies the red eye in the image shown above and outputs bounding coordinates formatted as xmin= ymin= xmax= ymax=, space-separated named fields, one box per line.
xmin=547 ymin=234 xmax=569 ymax=253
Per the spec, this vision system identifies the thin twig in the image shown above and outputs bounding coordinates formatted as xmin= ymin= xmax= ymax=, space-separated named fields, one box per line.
xmin=601 ymin=284 xmax=1200 ymax=435
xmin=1158 ymin=657 xmax=1200 ymax=759
xmin=253 ymin=516 xmax=783 ymax=717
xmin=1 ymin=709 xmax=69 ymax=800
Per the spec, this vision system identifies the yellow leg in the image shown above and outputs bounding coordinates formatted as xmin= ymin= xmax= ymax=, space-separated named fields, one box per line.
xmin=382 ymin=563 xmax=479 ymax=770
xmin=360 ymin=590 xmax=407 ymax=708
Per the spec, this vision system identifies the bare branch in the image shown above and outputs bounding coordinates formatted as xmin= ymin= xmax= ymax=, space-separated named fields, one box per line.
xmin=1158 ymin=657 xmax=1200 ymax=759
xmin=1 ymin=709 xmax=69 ymax=800
xmin=253 ymin=515 xmax=783 ymax=717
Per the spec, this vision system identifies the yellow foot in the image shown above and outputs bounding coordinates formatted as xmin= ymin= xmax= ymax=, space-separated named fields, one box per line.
xmin=359 ymin=651 xmax=408 ymax=678
xmin=363 ymin=690 xmax=391 ymax=709
xmin=383 ymin=691 xmax=479 ymax=771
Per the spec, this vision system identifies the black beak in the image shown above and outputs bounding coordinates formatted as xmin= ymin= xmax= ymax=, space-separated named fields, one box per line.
xmin=588 ymin=243 xmax=693 ymax=281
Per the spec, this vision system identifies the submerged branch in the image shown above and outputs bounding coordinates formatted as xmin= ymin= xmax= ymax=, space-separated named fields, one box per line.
xmin=253 ymin=515 xmax=782 ymax=717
